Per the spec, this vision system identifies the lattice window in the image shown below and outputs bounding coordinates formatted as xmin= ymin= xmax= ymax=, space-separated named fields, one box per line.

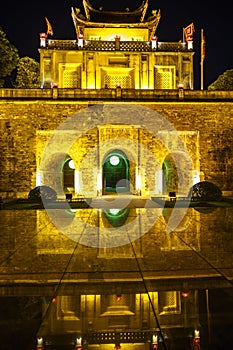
xmin=119 ymin=41 xmax=151 ymax=52
xmin=156 ymin=71 xmax=171 ymax=89
xmin=104 ymin=74 xmax=132 ymax=88
xmin=63 ymin=70 xmax=80 ymax=88
xmin=110 ymin=294 xmax=129 ymax=306
xmin=158 ymin=291 xmax=181 ymax=314
xmin=154 ymin=66 xmax=176 ymax=89
xmin=84 ymin=41 xmax=115 ymax=51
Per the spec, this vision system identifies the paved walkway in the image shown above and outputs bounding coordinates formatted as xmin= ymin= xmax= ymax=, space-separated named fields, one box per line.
xmin=90 ymin=195 xmax=162 ymax=209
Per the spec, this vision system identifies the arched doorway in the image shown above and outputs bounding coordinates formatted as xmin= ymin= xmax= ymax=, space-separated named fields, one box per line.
xmin=103 ymin=150 xmax=130 ymax=194
xmin=63 ymin=157 xmax=75 ymax=193
xmin=162 ymin=155 xmax=178 ymax=195
xmin=162 ymin=152 xmax=193 ymax=197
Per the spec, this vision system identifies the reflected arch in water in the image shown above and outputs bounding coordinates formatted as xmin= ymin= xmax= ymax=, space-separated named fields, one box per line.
xmin=194 ymin=207 xmax=217 ymax=214
xmin=103 ymin=208 xmax=130 ymax=227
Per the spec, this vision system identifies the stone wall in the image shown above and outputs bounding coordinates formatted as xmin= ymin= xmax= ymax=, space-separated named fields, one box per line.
xmin=0 ymin=97 xmax=233 ymax=198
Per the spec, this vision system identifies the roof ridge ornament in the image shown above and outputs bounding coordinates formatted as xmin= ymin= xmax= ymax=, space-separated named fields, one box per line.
xmin=83 ymin=0 xmax=90 ymax=21
xmin=140 ymin=0 xmax=148 ymax=22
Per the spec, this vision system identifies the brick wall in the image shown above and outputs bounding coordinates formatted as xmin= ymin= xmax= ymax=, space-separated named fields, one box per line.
xmin=0 ymin=98 xmax=233 ymax=198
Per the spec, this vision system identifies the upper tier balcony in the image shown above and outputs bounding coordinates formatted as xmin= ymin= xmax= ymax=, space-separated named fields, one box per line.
xmin=39 ymin=38 xmax=192 ymax=52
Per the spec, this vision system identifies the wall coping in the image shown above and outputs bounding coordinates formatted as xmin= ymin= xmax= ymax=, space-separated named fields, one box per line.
xmin=0 ymin=88 xmax=233 ymax=101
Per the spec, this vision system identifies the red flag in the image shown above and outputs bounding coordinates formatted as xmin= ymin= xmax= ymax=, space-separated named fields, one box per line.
xmin=184 ymin=22 xmax=194 ymax=39
xmin=201 ymin=34 xmax=206 ymax=61
xmin=45 ymin=17 xmax=53 ymax=36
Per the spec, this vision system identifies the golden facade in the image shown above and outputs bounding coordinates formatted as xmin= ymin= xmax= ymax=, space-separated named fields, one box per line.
xmin=39 ymin=0 xmax=194 ymax=90
xmin=1 ymin=2 xmax=232 ymax=350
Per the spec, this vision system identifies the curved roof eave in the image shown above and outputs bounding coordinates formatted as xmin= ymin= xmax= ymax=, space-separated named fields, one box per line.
xmin=83 ymin=0 xmax=149 ymax=22
xmin=72 ymin=10 xmax=161 ymax=30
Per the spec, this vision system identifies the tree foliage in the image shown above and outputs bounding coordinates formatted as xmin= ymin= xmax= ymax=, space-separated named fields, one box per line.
xmin=188 ymin=181 xmax=222 ymax=202
xmin=208 ymin=69 xmax=233 ymax=91
xmin=15 ymin=57 xmax=40 ymax=88
xmin=0 ymin=26 xmax=19 ymax=87
xmin=28 ymin=186 xmax=57 ymax=202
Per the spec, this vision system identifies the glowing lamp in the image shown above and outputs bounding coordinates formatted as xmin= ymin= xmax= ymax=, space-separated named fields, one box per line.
xmin=193 ymin=329 xmax=200 ymax=349
xmin=115 ymin=294 xmax=122 ymax=302
xmin=109 ymin=209 xmax=121 ymax=215
xmin=181 ymin=291 xmax=189 ymax=297
xmin=193 ymin=338 xmax=200 ymax=344
xmin=151 ymin=36 xmax=158 ymax=49
xmin=186 ymin=36 xmax=193 ymax=50
xmin=40 ymin=33 xmax=47 ymax=38
xmin=68 ymin=160 xmax=75 ymax=169
xmin=75 ymin=337 xmax=82 ymax=347
xmin=194 ymin=330 xmax=200 ymax=339
xmin=152 ymin=334 xmax=158 ymax=349
xmin=116 ymin=83 xmax=121 ymax=88
xmin=40 ymin=33 xmax=47 ymax=48
xmin=37 ymin=337 xmax=44 ymax=349
xmin=110 ymin=155 xmax=120 ymax=165
xmin=78 ymin=33 xmax=84 ymax=47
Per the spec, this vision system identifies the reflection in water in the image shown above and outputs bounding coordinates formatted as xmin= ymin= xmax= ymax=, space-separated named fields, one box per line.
xmin=103 ymin=208 xmax=130 ymax=227
xmin=0 ymin=208 xmax=233 ymax=349
xmin=194 ymin=206 xmax=217 ymax=214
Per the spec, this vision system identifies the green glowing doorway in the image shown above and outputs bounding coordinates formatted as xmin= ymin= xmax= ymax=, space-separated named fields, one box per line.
xmin=103 ymin=150 xmax=130 ymax=194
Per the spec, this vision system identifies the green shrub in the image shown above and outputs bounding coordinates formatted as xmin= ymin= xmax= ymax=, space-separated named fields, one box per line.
xmin=28 ymin=186 xmax=57 ymax=202
xmin=188 ymin=181 xmax=222 ymax=202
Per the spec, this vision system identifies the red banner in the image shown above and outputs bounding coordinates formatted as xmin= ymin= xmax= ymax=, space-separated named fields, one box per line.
xmin=184 ymin=22 xmax=194 ymax=38
xmin=45 ymin=17 xmax=53 ymax=36
xmin=201 ymin=35 xmax=206 ymax=61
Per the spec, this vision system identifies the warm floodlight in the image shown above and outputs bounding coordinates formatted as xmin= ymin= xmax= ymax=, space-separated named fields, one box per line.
xmin=68 ymin=159 xmax=75 ymax=169
xmin=110 ymin=155 xmax=120 ymax=166
xmin=109 ymin=209 xmax=121 ymax=215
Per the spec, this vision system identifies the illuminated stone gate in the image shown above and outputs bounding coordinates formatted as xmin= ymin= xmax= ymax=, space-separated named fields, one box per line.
xmin=0 ymin=2 xmax=233 ymax=350
xmin=35 ymin=120 xmax=199 ymax=199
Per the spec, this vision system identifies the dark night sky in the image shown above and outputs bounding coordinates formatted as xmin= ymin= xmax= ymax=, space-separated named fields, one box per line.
xmin=0 ymin=0 xmax=233 ymax=89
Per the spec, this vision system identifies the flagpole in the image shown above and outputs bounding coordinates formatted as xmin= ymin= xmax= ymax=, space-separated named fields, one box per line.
xmin=200 ymin=28 xmax=204 ymax=90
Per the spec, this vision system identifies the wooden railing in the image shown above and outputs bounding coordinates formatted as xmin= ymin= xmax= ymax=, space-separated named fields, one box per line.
xmin=43 ymin=39 xmax=191 ymax=52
